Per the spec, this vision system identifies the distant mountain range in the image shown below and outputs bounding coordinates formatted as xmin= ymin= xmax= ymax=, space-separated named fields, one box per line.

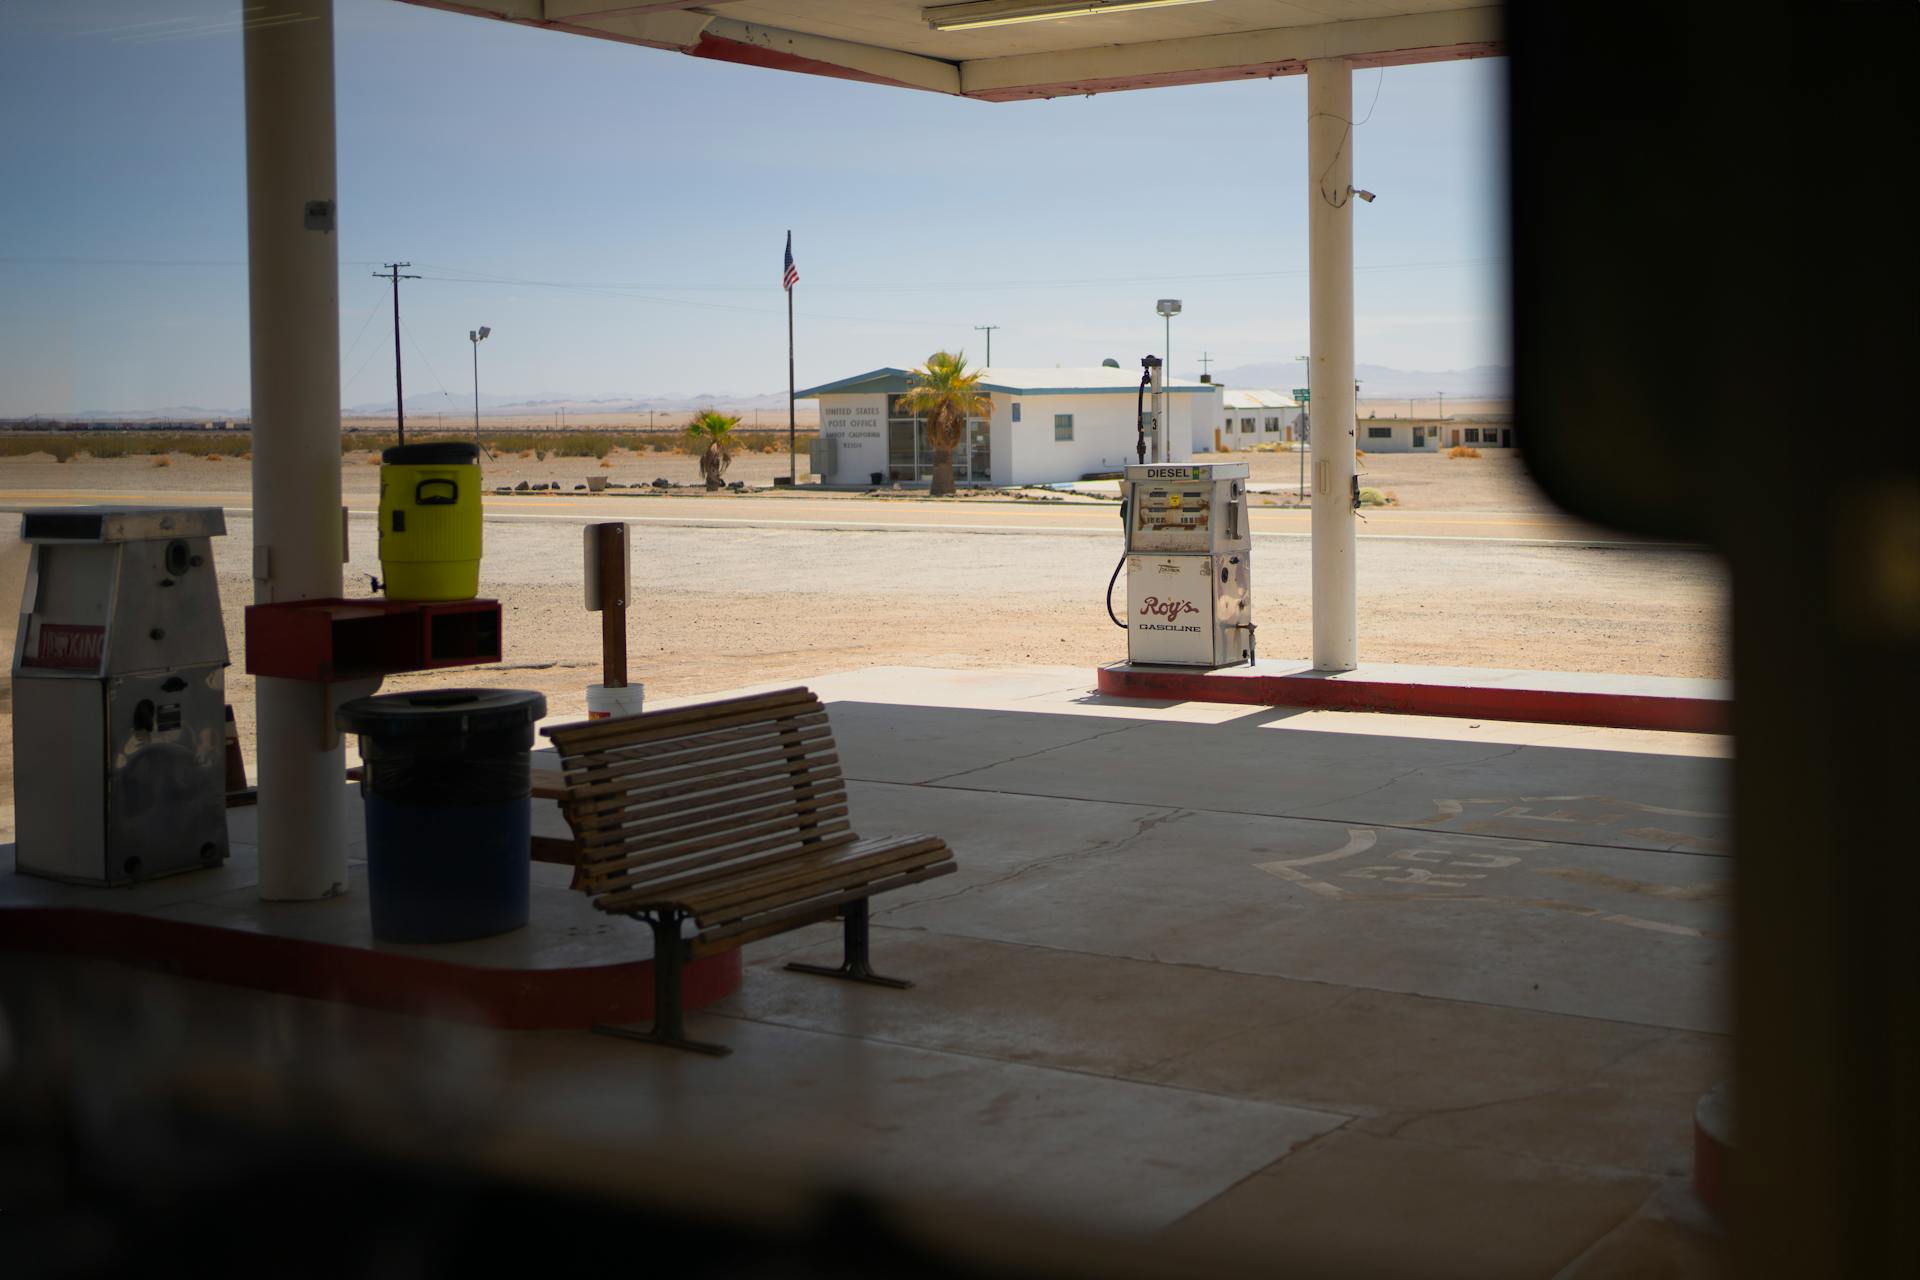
xmin=28 ymin=364 xmax=1510 ymax=422
xmin=343 ymin=389 xmax=795 ymax=417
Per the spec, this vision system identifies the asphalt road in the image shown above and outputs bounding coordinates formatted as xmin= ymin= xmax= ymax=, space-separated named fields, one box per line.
xmin=0 ymin=488 xmax=1665 ymax=548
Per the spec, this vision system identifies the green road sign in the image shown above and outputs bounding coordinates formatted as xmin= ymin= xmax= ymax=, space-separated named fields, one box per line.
xmin=1292 ymin=387 xmax=1310 ymax=402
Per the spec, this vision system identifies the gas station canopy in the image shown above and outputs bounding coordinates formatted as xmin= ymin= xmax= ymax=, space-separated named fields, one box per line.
xmin=404 ymin=1 xmax=1501 ymax=100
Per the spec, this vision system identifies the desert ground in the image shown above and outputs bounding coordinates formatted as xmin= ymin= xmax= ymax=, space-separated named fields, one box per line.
xmin=0 ymin=442 xmax=1724 ymax=824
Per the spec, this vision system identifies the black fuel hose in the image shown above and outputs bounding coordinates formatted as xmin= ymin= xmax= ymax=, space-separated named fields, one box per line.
xmin=1106 ymin=552 xmax=1128 ymax=629
xmin=1135 ymin=369 xmax=1150 ymax=464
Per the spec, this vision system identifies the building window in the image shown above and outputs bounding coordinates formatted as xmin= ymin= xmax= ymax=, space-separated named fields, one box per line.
xmin=1367 ymin=426 xmax=1392 ymax=439
xmin=1265 ymin=416 xmax=1280 ymax=433
xmin=1241 ymin=417 xmax=1255 ymax=432
xmin=1054 ymin=413 xmax=1073 ymax=441
xmin=1465 ymin=428 xmax=1480 ymax=443
xmin=1011 ymin=402 xmax=1021 ymax=423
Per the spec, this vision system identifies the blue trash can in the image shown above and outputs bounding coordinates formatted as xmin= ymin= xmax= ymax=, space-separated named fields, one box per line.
xmin=337 ymin=688 xmax=547 ymax=943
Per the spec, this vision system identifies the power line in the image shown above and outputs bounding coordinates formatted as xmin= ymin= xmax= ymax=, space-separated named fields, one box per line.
xmin=0 ymin=252 xmax=1502 ymax=296
xmin=397 ymin=312 xmax=453 ymax=403
xmin=336 ymin=283 xmax=385 ymax=377
xmin=409 ymin=256 xmax=1501 ymax=295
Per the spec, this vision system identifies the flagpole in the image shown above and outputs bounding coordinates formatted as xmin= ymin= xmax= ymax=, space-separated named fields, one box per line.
xmin=787 ymin=230 xmax=796 ymax=486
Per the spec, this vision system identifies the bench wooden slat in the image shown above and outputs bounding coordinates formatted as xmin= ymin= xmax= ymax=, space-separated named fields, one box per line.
xmin=602 ymin=833 xmax=942 ymax=917
xmin=546 ymin=686 xmax=817 ymax=745
xmin=559 ymin=710 xmax=828 ymax=773
xmin=576 ymin=806 xmax=853 ymax=888
xmin=581 ymin=824 xmax=857 ymax=897
xmin=687 ymin=862 xmax=956 ymax=953
xmin=572 ymin=785 xmax=848 ymax=859
xmin=545 ymin=689 xmax=819 ymax=751
xmin=566 ymin=763 xmax=845 ymax=837
xmin=686 ymin=838 xmax=951 ymax=924
xmin=561 ymin=725 xmax=833 ymax=799
xmin=588 ymin=828 xmax=865 ymax=904
xmin=564 ymin=751 xmax=841 ymax=823
xmin=531 ymin=834 xmax=578 ymax=865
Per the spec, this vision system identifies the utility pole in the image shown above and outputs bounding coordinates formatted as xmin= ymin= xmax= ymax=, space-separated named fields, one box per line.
xmin=376 ymin=262 xmax=418 ymax=443
xmin=1438 ymin=390 xmax=1445 ymax=422
xmin=973 ymin=324 xmax=999 ymax=367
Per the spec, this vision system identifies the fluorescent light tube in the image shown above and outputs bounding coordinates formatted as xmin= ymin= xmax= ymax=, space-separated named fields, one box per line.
xmin=926 ymin=0 xmax=1216 ymax=33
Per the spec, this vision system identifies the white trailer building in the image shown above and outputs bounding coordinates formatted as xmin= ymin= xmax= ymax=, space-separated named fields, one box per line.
xmin=800 ymin=367 xmax=1220 ymax=487
xmin=1207 ymin=389 xmax=1303 ymax=452
xmin=1355 ymin=418 xmax=1512 ymax=453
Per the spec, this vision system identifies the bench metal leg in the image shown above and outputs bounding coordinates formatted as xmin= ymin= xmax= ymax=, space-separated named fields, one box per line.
xmin=786 ymin=899 xmax=913 ymax=989
xmin=593 ymin=911 xmax=731 ymax=1056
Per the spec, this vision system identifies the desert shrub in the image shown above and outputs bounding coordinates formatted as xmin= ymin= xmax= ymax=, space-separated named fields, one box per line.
xmin=1448 ymin=445 xmax=1481 ymax=459
xmin=1357 ymin=486 xmax=1390 ymax=506
xmin=599 ymin=458 xmax=613 ymax=468
xmin=204 ymin=454 xmax=223 ymax=462
xmin=0 ymin=431 xmax=249 ymax=459
xmin=151 ymin=455 xmax=172 ymax=468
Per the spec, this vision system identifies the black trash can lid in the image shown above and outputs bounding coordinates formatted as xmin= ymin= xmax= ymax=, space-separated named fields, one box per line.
xmin=382 ymin=442 xmax=480 ymax=466
xmin=337 ymin=688 xmax=546 ymax=738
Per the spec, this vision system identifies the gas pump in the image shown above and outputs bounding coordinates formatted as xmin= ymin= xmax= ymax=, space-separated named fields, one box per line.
xmin=1106 ymin=455 xmax=1254 ymax=668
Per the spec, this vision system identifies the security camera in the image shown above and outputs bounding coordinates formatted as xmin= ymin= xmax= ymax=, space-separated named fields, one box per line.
xmin=1350 ymin=187 xmax=1377 ymax=203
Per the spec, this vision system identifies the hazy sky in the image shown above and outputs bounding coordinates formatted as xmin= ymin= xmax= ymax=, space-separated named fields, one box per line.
xmin=0 ymin=0 xmax=1508 ymax=415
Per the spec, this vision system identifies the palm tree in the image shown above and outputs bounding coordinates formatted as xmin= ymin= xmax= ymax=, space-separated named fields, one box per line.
xmin=895 ymin=350 xmax=992 ymax=497
xmin=685 ymin=409 xmax=739 ymax=491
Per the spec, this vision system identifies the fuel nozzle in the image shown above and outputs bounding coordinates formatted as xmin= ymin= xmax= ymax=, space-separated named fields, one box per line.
xmin=1136 ymin=354 xmax=1162 ymax=465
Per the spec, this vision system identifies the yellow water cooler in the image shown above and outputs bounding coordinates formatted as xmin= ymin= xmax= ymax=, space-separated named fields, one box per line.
xmin=378 ymin=442 xmax=482 ymax=601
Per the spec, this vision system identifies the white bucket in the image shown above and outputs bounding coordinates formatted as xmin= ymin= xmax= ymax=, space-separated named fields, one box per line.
xmin=585 ymin=682 xmax=645 ymax=720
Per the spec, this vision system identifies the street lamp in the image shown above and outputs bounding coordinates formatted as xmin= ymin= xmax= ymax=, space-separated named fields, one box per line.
xmin=1156 ymin=298 xmax=1181 ymax=389
xmin=469 ymin=326 xmax=490 ymax=444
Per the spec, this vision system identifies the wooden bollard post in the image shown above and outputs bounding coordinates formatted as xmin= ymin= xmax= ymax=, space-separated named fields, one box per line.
xmin=584 ymin=522 xmax=638 ymax=718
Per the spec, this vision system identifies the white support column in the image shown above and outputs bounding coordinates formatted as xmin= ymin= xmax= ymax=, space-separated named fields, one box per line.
xmin=1307 ymin=57 xmax=1358 ymax=672
xmin=245 ymin=0 xmax=348 ymax=900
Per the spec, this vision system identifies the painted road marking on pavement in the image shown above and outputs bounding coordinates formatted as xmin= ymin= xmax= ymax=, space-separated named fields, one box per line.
xmin=1411 ymin=795 xmax=1727 ymax=854
xmin=1252 ymin=826 xmax=1719 ymax=938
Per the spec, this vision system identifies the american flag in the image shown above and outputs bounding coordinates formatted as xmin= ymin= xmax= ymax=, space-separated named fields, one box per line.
xmin=782 ymin=231 xmax=799 ymax=292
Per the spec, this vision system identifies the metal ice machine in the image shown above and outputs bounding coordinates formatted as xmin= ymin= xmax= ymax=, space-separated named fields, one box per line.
xmin=11 ymin=507 xmax=231 ymax=884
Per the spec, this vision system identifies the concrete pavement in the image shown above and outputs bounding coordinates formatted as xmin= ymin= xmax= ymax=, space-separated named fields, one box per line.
xmin=3 ymin=665 xmax=1730 ymax=1275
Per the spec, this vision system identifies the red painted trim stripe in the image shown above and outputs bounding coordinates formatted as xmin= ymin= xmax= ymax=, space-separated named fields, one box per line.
xmin=0 ymin=906 xmax=740 ymax=1031
xmin=687 ymin=34 xmax=933 ymax=93
xmin=1097 ymin=665 xmax=1729 ymax=735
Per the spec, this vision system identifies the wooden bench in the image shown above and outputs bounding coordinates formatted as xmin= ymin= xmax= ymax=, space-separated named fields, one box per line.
xmin=540 ymin=687 xmax=956 ymax=1055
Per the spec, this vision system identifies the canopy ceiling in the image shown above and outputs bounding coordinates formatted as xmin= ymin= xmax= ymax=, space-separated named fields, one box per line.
xmin=404 ymin=1 xmax=1501 ymax=100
